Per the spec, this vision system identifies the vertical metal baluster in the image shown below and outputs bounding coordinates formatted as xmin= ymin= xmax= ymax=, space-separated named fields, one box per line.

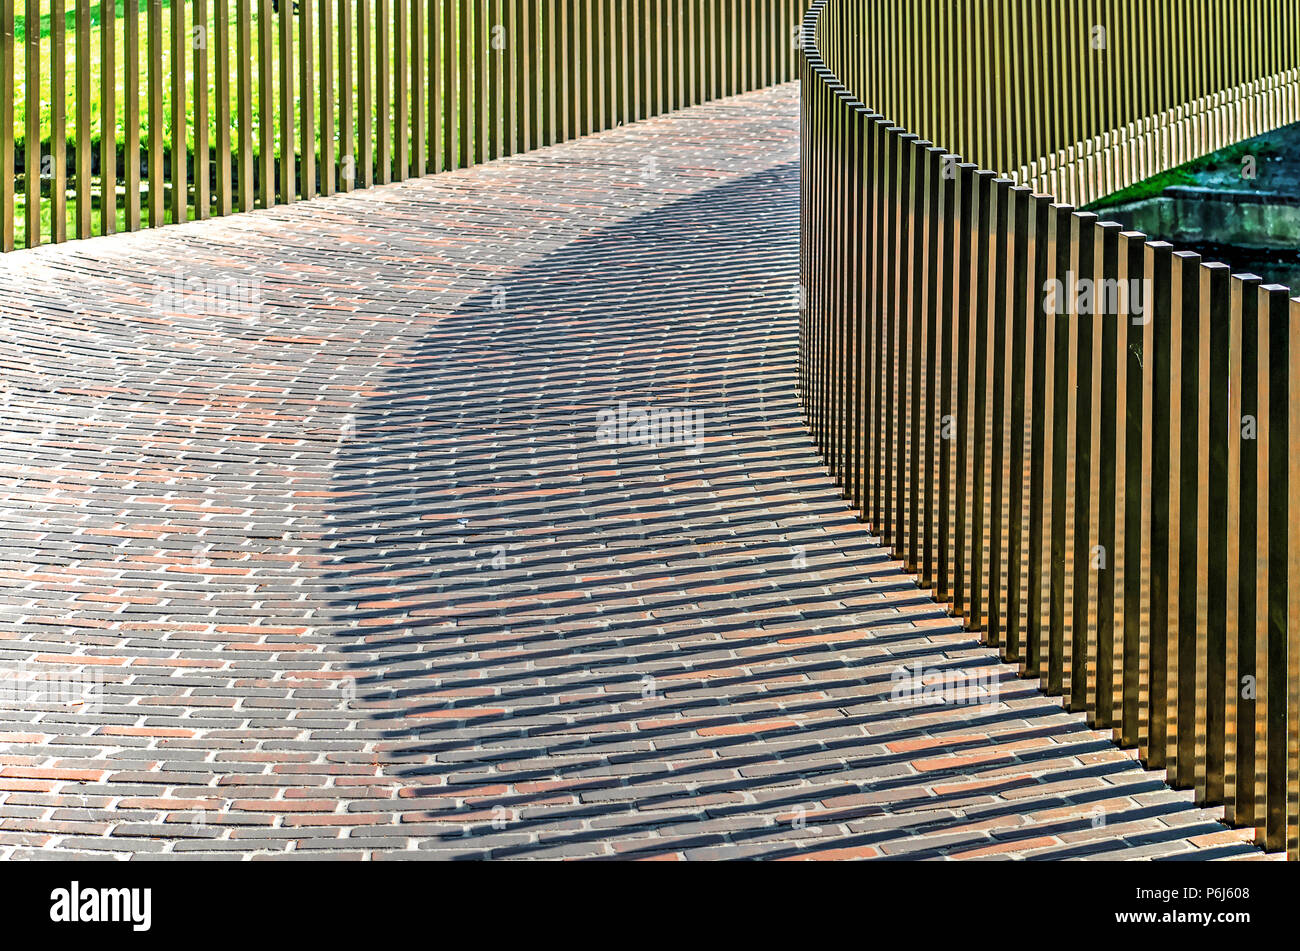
xmin=1195 ymin=262 xmax=1232 ymax=804
xmin=985 ymin=177 xmax=1012 ymax=649
xmin=376 ymin=0 xmax=390 ymax=182
xmin=75 ymin=0 xmax=91 ymax=236
xmin=101 ymin=0 xmax=118 ymax=230
xmin=0 ymin=0 xmax=10 ymax=250
xmin=22 ymin=0 xmax=40 ymax=245
xmin=147 ymin=0 xmax=162 ymax=225
xmin=1225 ymin=272 xmax=1263 ymax=822
xmin=951 ymin=163 xmax=977 ymax=622
xmin=1021 ymin=195 xmax=1051 ymax=678
xmin=215 ymin=0 xmax=233 ymax=216
xmin=258 ymin=0 xmax=274 ymax=203
xmin=1003 ymin=186 xmax=1033 ymax=665
xmin=236 ymin=0 xmax=252 ymax=209
xmin=1063 ymin=212 xmax=1098 ymax=709
xmin=1086 ymin=221 xmax=1122 ymax=724
xmin=1256 ymin=284 xmax=1291 ymax=853
xmin=171 ymin=0 xmax=187 ymax=221
xmin=1284 ymin=294 xmax=1300 ymax=860
xmin=319 ymin=0 xmax=335 ymax=194
xmin=1138 ymin=241 xmax=1174 ymax=758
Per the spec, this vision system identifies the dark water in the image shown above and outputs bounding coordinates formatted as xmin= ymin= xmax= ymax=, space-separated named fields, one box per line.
xmin=1090 ymin=119 xmax=1300 ymax=294
xmin=1175 ymin=241 xmax=1300 ymax=294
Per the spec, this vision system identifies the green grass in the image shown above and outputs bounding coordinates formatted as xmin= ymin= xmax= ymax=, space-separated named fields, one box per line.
xmin=1085 ymin=167 xmax=1198 ymax=208
xmin=9 ymin=2 xmax=427 ymax=246
xmin=1087 ymin=138 xmax=1283 ymax=210
xmin=14 ymin=1 xmax=405 ymax=153
xmin=15 ymin=2 xmax=161 ymax=44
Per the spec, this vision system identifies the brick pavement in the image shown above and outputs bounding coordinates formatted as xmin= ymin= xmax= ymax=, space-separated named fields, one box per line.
xmin=0 ymin=84 xmax=1264 ymax=860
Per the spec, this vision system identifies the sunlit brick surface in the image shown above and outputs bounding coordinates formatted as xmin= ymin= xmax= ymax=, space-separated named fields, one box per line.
xmin=0 ymin=85 xmax=1261 ymax=860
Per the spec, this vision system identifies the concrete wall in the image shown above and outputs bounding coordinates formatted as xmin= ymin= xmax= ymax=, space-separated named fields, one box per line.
xmin=1101 ymin=187 xmax=1300 ymax=250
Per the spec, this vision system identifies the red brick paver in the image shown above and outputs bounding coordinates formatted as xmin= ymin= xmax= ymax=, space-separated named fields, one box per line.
xmin=0 ymin=84 xmax=1257 ymax=860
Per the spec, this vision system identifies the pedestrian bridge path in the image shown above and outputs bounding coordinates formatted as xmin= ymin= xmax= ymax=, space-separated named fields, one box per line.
xmin=0 ymin=84 xmax=1262 ymax=860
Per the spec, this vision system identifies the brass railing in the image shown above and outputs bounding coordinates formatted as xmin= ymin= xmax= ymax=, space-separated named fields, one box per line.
xmin=0 ymin=0 xmax=807 ymax=251
xmin=800 ymin=0 xmax=1300 ymax=858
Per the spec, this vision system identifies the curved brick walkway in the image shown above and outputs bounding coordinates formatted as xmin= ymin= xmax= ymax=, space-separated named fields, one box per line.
xmin=0 ymin=84 xmax=1262 ymax=860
